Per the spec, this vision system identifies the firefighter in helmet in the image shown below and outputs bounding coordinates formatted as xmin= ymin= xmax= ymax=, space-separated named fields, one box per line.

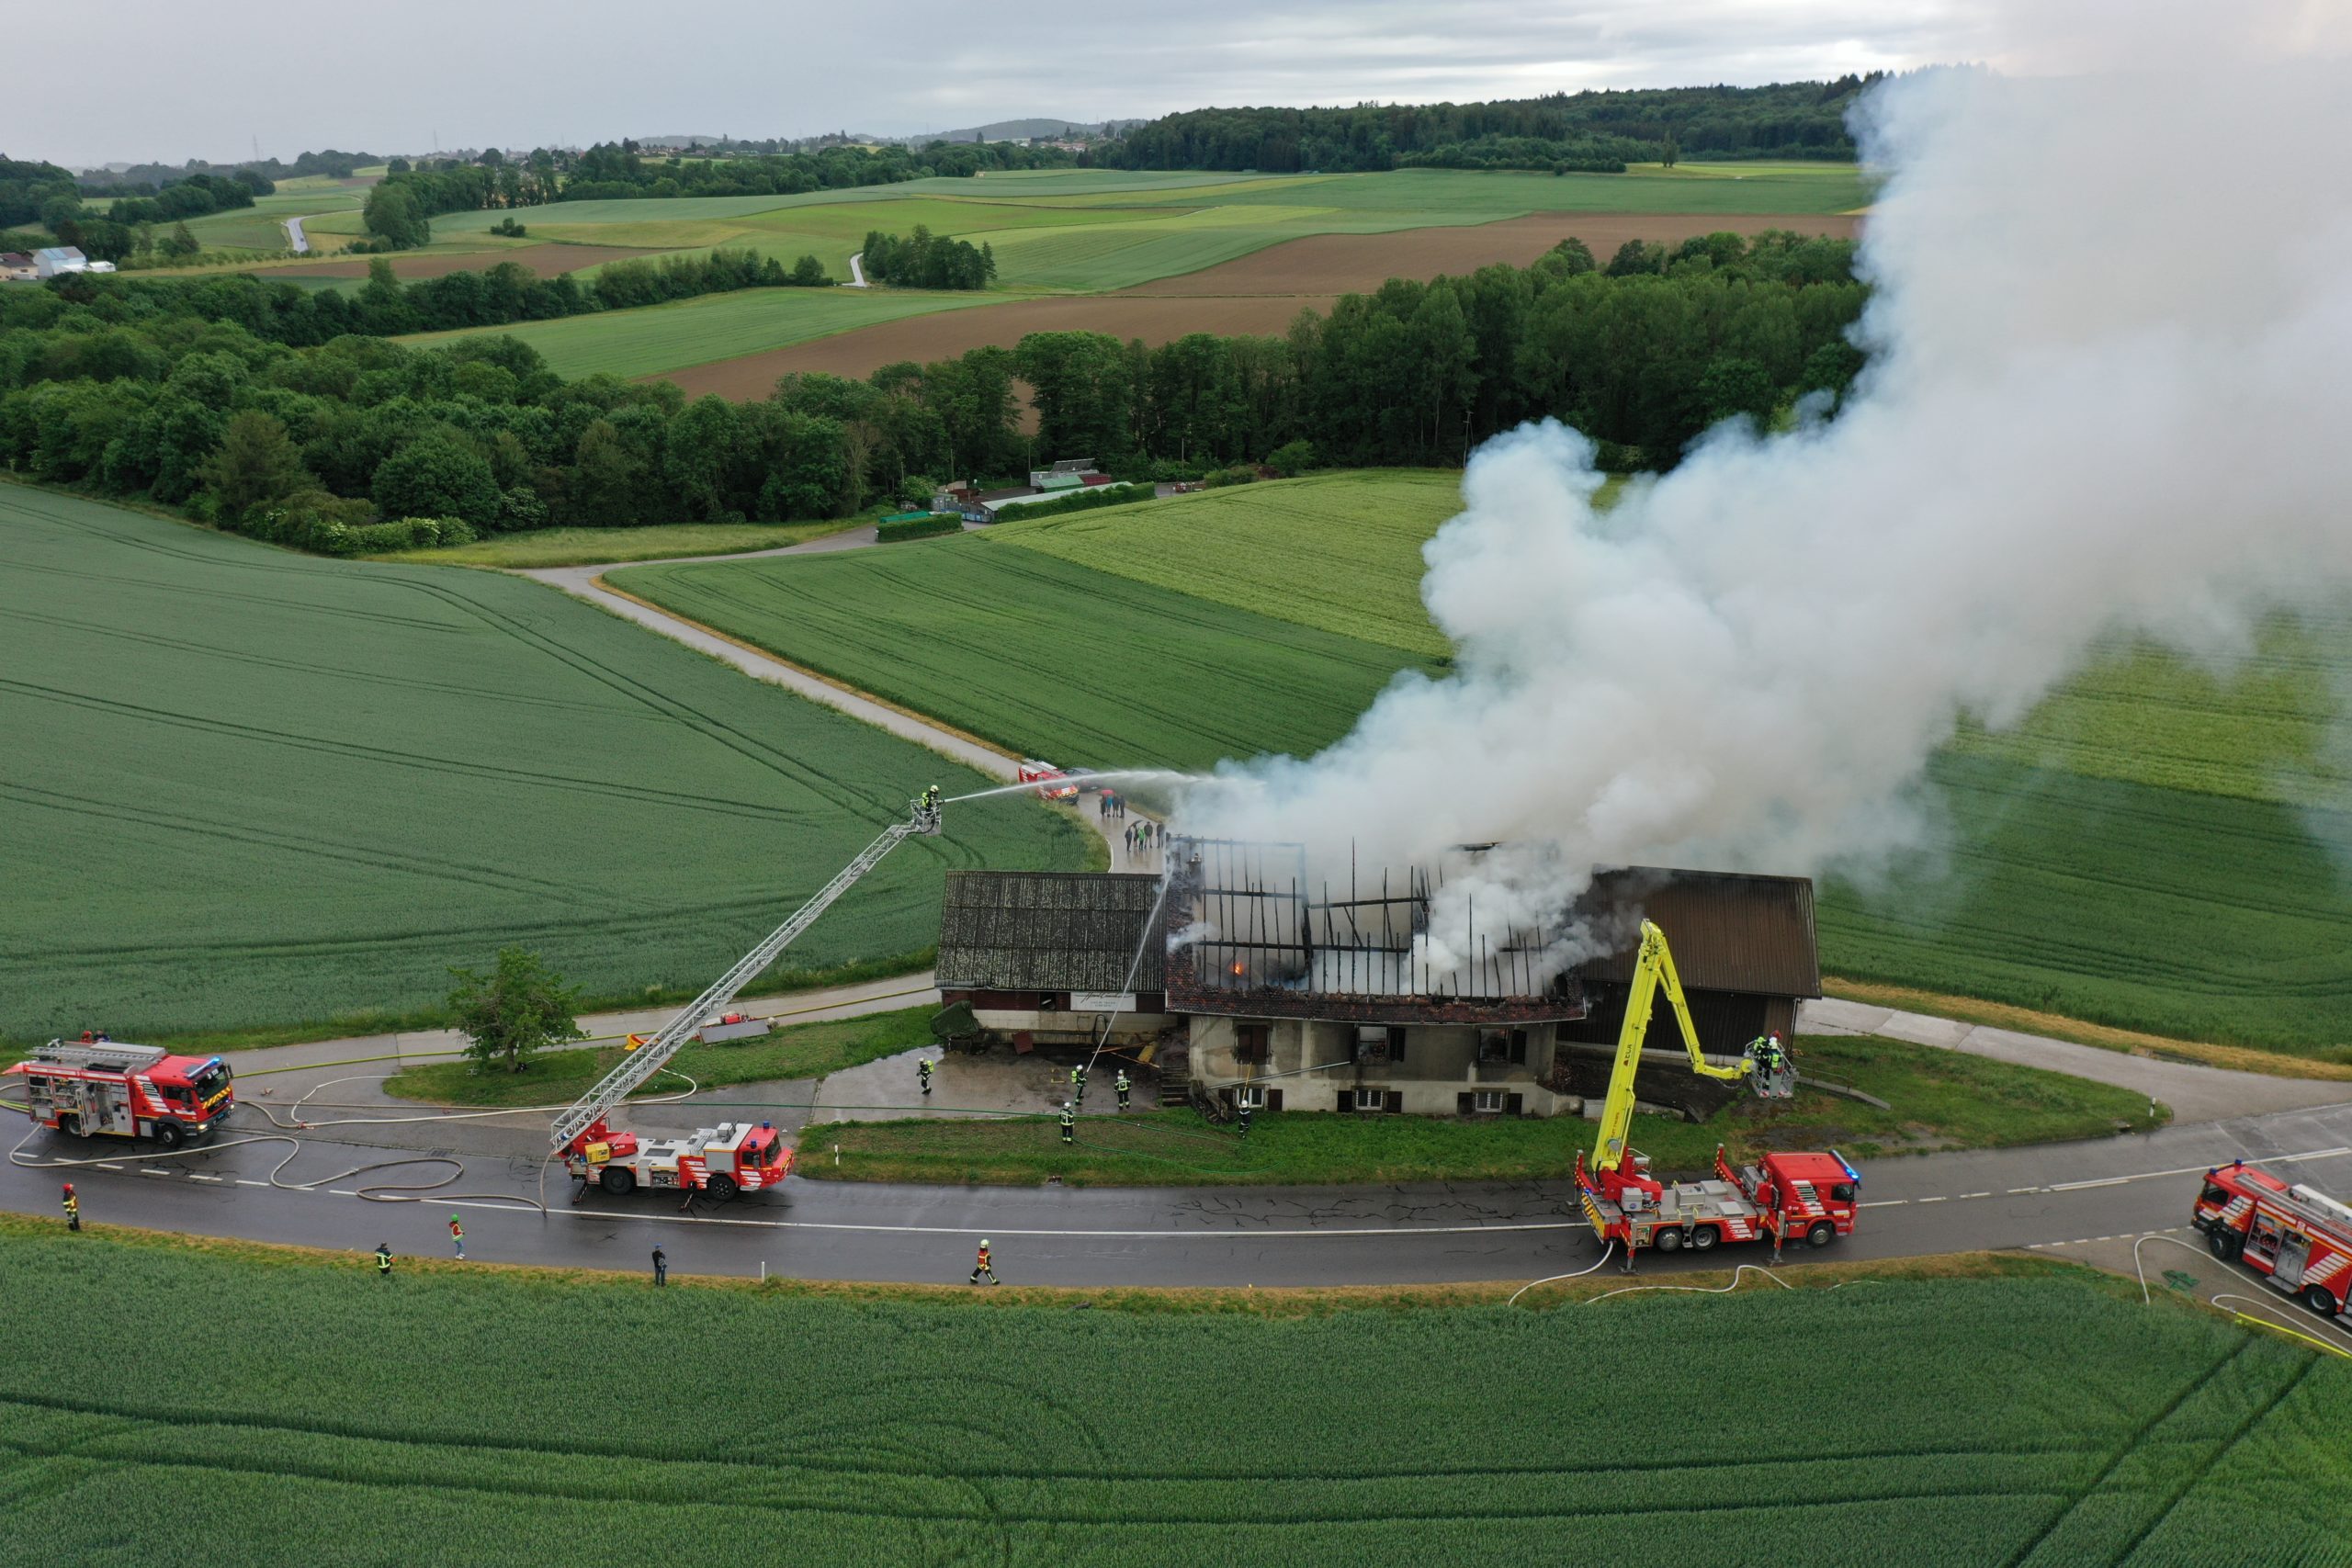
xmin=61 ymin=1183 xmax=79 ymax=1233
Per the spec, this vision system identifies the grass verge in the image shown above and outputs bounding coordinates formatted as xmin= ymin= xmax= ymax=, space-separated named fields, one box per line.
xmin=1823 ymin=976 xmax=2352 ymax=1081
xmin=797 ymin=1032 xmax=2165 ymax=1188
xmin=0 ymin=1208 xmax=2084 ymax=1313
xmin=381 ymin=1005 xmax=934 ymax=1105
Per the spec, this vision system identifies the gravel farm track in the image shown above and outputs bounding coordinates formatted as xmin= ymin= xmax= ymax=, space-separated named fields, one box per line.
xmin=660 ymin=209 xmax=1860 ymax=395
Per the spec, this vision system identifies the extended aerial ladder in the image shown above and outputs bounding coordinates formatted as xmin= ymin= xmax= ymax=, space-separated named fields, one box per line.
xmin=550 ymin=794 xmax=943 ymax=1194
xmin=1573 ymin=919 xmax=1860 ymax=1261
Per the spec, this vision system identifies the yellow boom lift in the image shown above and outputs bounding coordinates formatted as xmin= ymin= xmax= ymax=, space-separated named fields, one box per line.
xmin=1573 ymin=919 xmax=1861 ymax=1264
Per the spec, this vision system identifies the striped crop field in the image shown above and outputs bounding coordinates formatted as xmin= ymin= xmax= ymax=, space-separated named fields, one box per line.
xmin=993 ymin=469 xmax=1467 ymax=658
xmin=0 ymin=486 xmax=1085 ymax=1042
xmin=611 ymin=539 xmax=1434 ymax=769
xmin=0 ymin=1229 xmax=2345 ymax=1566
xmin=400 ymin=161 xmax=1871 ymax=376
xmin=617 ymin=470 xmax=2352 ymax=1053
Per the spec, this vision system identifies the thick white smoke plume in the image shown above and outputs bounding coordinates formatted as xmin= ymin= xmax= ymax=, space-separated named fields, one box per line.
xmin=1177 ymin=2 xmax=2352 ymax=955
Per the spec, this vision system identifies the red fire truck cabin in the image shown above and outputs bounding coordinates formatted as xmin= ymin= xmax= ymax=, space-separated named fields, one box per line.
xmin=1018 ymin=760 xmax=1080 ymax=801
xmin=5 ymin=1039 xmax=235 ymax=1148
xmin=2193 ymin=1158 xmax=2352 ymax=1317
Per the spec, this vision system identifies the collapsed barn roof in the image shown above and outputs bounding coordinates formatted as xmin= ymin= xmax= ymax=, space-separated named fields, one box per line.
xmin=1572 ymin=867 xmax=1822 ymax=998
xmin=937 ymin=870 xmax=1167 ymax=992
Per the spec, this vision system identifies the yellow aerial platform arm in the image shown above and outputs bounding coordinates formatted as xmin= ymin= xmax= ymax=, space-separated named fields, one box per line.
xmin=1591 ymin=919 xmax=1750 ymax=1179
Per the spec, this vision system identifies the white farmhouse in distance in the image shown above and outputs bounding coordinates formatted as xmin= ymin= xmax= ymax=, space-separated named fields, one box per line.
xmin=31 ymin=246 xmax=87 ymax=277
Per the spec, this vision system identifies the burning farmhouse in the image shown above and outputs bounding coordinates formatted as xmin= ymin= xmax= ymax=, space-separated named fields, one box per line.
xmin=934 ymin=839 xmax=1820 ymax=1119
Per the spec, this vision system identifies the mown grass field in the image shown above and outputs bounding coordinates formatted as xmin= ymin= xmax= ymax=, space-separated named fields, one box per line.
xmin=0 ymin=486 xmax=1084 ymax=1043
xmin=379 ymin=518 xmax=854 ymax=568
xmin=404 ymin=285 xmax=1005 ymax=379
xmin=797 ymin=1031 xmax=2160 ymax=1188
xmin=0 ymin=1224 xmax=2342 ymax=1565
xmin=617 ymin=470 xmax=2352 ymax=1053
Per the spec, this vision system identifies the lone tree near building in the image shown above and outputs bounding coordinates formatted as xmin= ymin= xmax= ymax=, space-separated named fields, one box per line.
xmin=448 ymin=947 xmax=585 ymax=1073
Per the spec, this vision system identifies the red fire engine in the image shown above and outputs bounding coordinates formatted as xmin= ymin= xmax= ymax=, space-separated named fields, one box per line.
xmin=4 ymin=1039 xmax=235 ymax=1148
xmin=1574 ymin=921 xmax=1860 ymax=1259
xmin=2192 ymin=1159 xmax=2352 ymax=1318
xmin=1018 ymin=759 xmax=1080 ymax=801
xmin=551 ymin=795 xmax=941 ymax=1201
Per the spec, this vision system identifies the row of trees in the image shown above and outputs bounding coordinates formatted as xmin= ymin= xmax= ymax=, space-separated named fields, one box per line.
xmin=861 ymin=226 xmax=996 ymax=289
xmin=1102 ymin=80 xmax=1874 ymax=174
xmin=21 ymin=246 xmax=830 ymax=349
xmin=97 ymin=170 xmax=267 ymax=226
xmin=0 ymin=229 xmax=1866 ymax=553
xmin=357 ymin=139 xmax=1080 ymax=246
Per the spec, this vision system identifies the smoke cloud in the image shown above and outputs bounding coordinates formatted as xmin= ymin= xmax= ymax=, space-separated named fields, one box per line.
xmin=1177 ymin=1 xmax=2352 ymax=952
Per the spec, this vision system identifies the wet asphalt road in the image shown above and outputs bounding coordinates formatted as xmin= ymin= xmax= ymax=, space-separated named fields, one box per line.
xmin=8 ymin=1096 xmax=2352 ymax=1288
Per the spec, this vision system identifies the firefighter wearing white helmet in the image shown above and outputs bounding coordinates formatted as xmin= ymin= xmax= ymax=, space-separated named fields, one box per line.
xmin=968 ymin=1238 xmax=998 ymax=1285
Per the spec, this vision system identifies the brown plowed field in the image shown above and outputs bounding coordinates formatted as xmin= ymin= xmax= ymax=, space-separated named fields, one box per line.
xmin=662 ymin=294 xmax=1337 ymax=400
xmin=659 ymin=209 xmax=1858 ymax=400
xmin=1125 ymin=211 xmax=1861 ymax=296
xmin=249 ymin=243 xmax=651 ymax=281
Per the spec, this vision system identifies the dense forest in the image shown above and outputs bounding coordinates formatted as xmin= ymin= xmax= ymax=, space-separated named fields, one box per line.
xmin=1104 ymin=79 xmax=1872 ymax=173
xmin=0 ymin=229 xmax=1864 ymax=553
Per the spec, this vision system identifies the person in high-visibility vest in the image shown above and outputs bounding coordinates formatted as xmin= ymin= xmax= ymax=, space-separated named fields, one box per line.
xmin=1238 ymin=1097 xmax=1255 ymax=1136
xmin=375 ymin=1243 xmax=393 ymax=1280
xmin=1070 ymin=1063 xmax=1087 ymax=1105
xmin=61 ymin=1183 xmax=79 ymax=1233
xmin=919 ymin=1056 xmax=933 ymax=1097
xmin=969 ymin=1239 xmax=998 ymax=1285
xmin=1114 ymin=1069 xmax=1131 ymax=1111
xmin=1060 ymin=1102 xmax=1076 ymax=1145
xmin=448 ymin=1215 xmax=465 ymax=1259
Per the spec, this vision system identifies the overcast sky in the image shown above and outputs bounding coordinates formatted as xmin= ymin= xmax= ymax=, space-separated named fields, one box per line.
xmin=10 ymin=1 xmax=2022 ymax=168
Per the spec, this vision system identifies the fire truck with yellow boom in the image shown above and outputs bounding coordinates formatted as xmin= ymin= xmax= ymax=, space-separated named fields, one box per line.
xmin=1573 ymin=919 xmax=1860 ymax=1261
xmin=5 ymin=1039 xmax=235 ymax=1148
xmin=552 ymin=794 xmax=942 ymax=1200
xmin=2192 ymin=1158 xmax=2352 ymax=1319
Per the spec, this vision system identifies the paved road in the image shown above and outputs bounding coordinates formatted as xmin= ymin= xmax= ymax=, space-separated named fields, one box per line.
xmin=1801 ymin=997 xmax=2352 ymax=1122
xmin=283 ymin=217 xmax=309 ymax=254
xmin=227 ymin=972 xmax=935 ymax=1094
xmin=13 ymin=1086 xmax=2352 ymax=1289
xmin=846 ymin=251 xmax=868 ymax=288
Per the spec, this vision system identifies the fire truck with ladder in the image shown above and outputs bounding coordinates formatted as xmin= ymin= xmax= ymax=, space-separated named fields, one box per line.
xmin=1018 ymin=760 xmax=1080 ymax=801
xmin=4 ymin=1039 xmax=235 ymax=1148
xmin=2192 ymin=1158 xmax=2352 ymax=1319
xmin=552 ymin=794 xmax=943 ymax=1200
xmin=1573 ymin=920 xmax=1860 ymax=1262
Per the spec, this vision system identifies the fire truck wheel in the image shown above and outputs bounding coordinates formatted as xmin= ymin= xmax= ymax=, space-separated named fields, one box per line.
xmin=1806 ymin=1222 xmax=1836 ymax=1248
xmin=1653 ymin=1229 xmax=1682 ymax=1252
xmin=2303 ymin=1286 xmax=2340 ymax=1319
xmin=2208 ymin=1228 xmax=2244 ymax=1263
xmin=703 ymin=1174 xmax=739 ymax=1201
xmin=599 ymin=1167 xmax=636 ymax=1196
xmin=1689 ymin=1226 xmax=1718 ymax=1251
xmin=56 ymin=1114 xmax=81 ymax=1138
xmin=153 ymin=1122 xmax=185 ymax=1151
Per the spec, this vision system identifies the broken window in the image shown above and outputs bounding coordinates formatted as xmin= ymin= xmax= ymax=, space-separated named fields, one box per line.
xmin=1233 ymin=1023 xmax=1271 ymax=1065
